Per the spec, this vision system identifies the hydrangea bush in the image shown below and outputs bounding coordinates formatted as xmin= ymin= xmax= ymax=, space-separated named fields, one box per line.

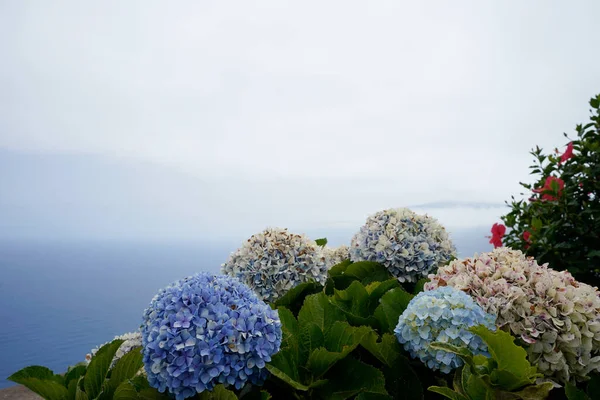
xmin=395 ymin=286 xmax=496 ymax=373
xmin=322 ymin=244 xmax=350 ymax=268
xmin=350 ymin=208 xmax=456 ymax=282
xmin=85 ymin=331 xmax=143 ymax=368
xmin=141 ymin=272 xmax=282 ymax=400
xmin=221 ymin=227 xmax=327 ymax=302
xmin=426 ymin=247 xmax=600 ymax=383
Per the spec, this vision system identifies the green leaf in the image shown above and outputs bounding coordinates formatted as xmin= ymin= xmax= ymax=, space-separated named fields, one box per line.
xmin=307 ymin=322 xmax=372 ymax=378
xmin=382 ymin=353 xmax=423 ymax=400
xmin=196 ymin=384 xmax=239 ymax=399
xmin=331 ymin=281 xmax=370 ymax=320
xmin=470 ymin=326 xmax=538 ymax=390
xmin=344 ymin=261 xmax=391 ymax=284
xmin=109 ymin=346 xmax=144 ymax=386
xmin=428 ymin=386 xmax=469 ymax=400
xmin=8 ymin=366 xmax=64 ymax=386
xmin=76 ymin=377 xmax=89 ymax=400
xmin=366 ymin=279 xmax=400 ymax=312
xmin=297 ymin=292 xmax=346 ymax=336
xmin=317 ymin=357 xmax=388 ymax=400
xmin=265 ymin=364 xmax=309 ymax=391
xmin=327 ymin=259 xmax=353 ymax=277
xmin=64 ymin=364 xmax=88 ymax=388
xmin=268 ymin=347 xmax=302 ymax=384
xmin=277 ymin=307 xmax=299 ymax=358
xmin=315 ymin=238 xmax=328 ymax=246
xmin=113 ymin=381 xmax=139 ymax=400
xmin=273 ymin=282 xmax=323 ymax=316
xmin=298 ymin=322 xmax=324 ymax=366
xmin=355 ymin=393 xmax=393 ymax=400
xmin=359 ymin=332 xmax=401 ymax=367
xmin=373 ymin=287 xmax=413 ymax=333
xmin=513 ymin=382 xmax=555 ymax=400
xmin=68 ymin=379 xmax=78 ymax=400
xmin=137 ymin=387 xmax=171 ymax=399
xmin=586 ymin=374 xmax=600 ymax=398
xmin=565 ymin=382 xmax=591 ymax=400
xmin=413 ymin=278 xmax=428 ymax=294
xmin=461 ymin=364 xmax=489 ymax=400
xmin=129 ymin=375 xmax=151 ymax=392
xmin=6 ymin=378 xmax=69 ymax=400
xmin=84 ymin=339 xmax=124 ymax=399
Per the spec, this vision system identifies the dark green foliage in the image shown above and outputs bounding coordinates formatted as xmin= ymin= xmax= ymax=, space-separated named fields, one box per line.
xmin=501 ymin=94 xmax=600 ymax=285
xmin=428 ymin=327 xmax=554 ymax=399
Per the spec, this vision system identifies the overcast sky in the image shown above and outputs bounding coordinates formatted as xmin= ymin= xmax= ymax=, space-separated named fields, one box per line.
xmin=1 ymin=1 xmax=599 ymax=242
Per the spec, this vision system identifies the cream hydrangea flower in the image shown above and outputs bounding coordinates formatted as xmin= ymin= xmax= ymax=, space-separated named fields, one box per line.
xmin=425 ymin=247 xmax=600 ymax=383
xmin=221 ymin=228 xmax=327 ymax=303
xmin=350 ymin=208 xmax=456 ymax=283
xmin=85 ymin=331 xmax=143 ymax=369
xmin=322 ymin=245 xmax=350 ymax=269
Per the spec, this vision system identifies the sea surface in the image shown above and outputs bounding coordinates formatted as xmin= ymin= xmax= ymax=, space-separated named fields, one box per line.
xmin=0 ymin=232 xmax=489 ymax=388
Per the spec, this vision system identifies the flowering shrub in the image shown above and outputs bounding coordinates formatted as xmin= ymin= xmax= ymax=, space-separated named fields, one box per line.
xmin=501 ymin=94 xmax=600 ymax=285
xmin=85 ymin=331 xmax=142 ymax=368
xmin=395 ymin=286 xmax=495 ymax=373
xmin=322 ymin=245 xmax=350 ymax=268
xmin=221 ymin=228 xmax=327 ymax=302
xmin=350 ymin=208 xmax=456 ymax=282
xmin=426 ymin=247 xmax=600 ymax=383
xmin=141 ymin=272 xmax=282 ymax=399
xmin=487 ymin=223 xmax=506 ymax=248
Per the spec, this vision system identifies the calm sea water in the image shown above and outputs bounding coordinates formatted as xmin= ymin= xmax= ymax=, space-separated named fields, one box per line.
xmin=0 ymin=232 xmax=489 ymax=388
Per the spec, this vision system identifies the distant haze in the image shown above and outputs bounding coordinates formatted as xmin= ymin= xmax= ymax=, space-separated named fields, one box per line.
xmin=1 ymin=1 xmax=599 ymax=243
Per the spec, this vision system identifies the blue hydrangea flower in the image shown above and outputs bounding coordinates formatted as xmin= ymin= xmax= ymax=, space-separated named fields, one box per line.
xmin=394 ymin=286 xmax=496 ymax=373
xmin=141 ymin=272 xmax=282 ymax=400
xmin=350 ymin=208 xmax=456 ymax=282
xmin=221 ymin=228 xmax=328 ymax=303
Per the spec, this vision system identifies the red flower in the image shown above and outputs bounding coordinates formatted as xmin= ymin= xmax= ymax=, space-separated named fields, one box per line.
xmin=532 ymin=176 xmax=565 ymax=201
xmin=559 ymin=142 xmax=574 ymax=163
xmin=488 ymin=223 xmax=506 ymax=248
xmin=523 ymin=230 xmax=531 ymax=249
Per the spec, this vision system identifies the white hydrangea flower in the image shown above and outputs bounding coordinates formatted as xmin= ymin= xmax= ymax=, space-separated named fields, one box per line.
xmin=426 ymin=247 xmax=600 ymax=383
xmin=221 ymin=227 xmax=328 ymax=303
xmin=350 ymin=208 xmax=456 ymax=283
xmin=322 ymin=245 xmax=350 ymax=269
xmin=85 ymin=331 xmax=143 ymax=368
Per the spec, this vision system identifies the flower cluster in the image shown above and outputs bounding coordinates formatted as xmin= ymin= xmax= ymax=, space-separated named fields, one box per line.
xmin=395 ymin=286 xmax=495 ymax=373
xmin=488 ymin=223 xmax=506 ymax=248
xmin=141 ymin=273 xmax=281 ymax=400
xmin=426 ymin=248 xmax=600 ymax=383
xmin=350 ymin=208 xmax=456 ymax=282
xmin=85 ymin=331 xmax=143 ymax=368
xmin=322 ymin=245 xmax=350 ymax=269
xmin=533 ymin=176 xmax=565 ymax=201
xmin=221 ymin=228 xmax=328 ymax=302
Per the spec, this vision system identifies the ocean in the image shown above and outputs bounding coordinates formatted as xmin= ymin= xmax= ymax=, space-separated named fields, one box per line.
xmin=0 ymin=231 xmax=490 ymax=388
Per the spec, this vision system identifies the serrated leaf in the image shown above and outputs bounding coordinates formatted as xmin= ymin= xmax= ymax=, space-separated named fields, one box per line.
xmin=6 ymin=378 xmax=69 ymax=400
xmin=315 ymin=238 xmax=328 ymax=246
xmin=366 ymin=279 xmax=399 ymax=312
xmin=331 ymin=281 xmax=370 ymax=319
xmin=344 ymin=261 xmax=391 ymax=284
xmin=84 ymin=339 xmax=124 ymax=399
xmin=470 ymin=326 xmax=538 ymax=390
xmin=273 ymin=282 xmax=323 ymax=316
xmin=129 ymin=375 xmax=151 ymax=392
xmin=269 ymin=347 xmax=301 ymax=383
xmin=68 ymin=379 xmax=78 ymax=399
xmin=196 ymin=384 xmax=238 ymax=399
xmin=297 ymin=292 xmax=346 ymax=336
xmin=328 ymin=259 xmax=353 ymax=277
xmin=359 ymin=331 xmax=401 ymax=367
xmin=317 ymin=357 xmax=388 ymax=400
xmin=113 ymin=381 xmax=139 ymax=400
xmin=565 ymin=382 xmax=591 ymax=400
xmin=373 ymin=287 xmax=413 ymax=333
xmin=265 ymin=364 xmax=309 ymax=391
xmin=110 ymin=346 xmax=144 ymax=386
xmin=513 ymin=382 xmax=555 ymax=400
xmin=428 ymin=386 xmax=469 ymax=400
xmin=64 ymin=364 xmax=87 ymax=388
xmin=76 ymin=376 xmax=89 ymax=400
xmin=277 ymin=307 xmax=299 ymax=356
xmin=462 ymin=365 xmax=489 ymax=400
xmin=307 ymin=347 xmax=349 ymax=378
xmin=298 ymin=322 xmax=324 ymax=366
xmin=8 ymin=365 xmax=64 ymax=386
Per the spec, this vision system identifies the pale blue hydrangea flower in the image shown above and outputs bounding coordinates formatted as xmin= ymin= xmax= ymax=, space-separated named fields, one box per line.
xmin=221 ymin=228 xmax=328 ymax=302
xmin=350 ymin=208 xmax=456 ymax=282
xmin=395 ymin=286 xmax=496 ymax=373
xmin=141 ymin=272 xmax=282 ymax=400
